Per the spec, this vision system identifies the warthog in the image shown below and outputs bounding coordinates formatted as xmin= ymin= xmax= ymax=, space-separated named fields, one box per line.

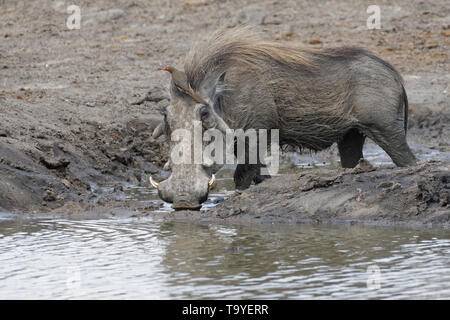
xmin=151 ymin=27 xmax=416 ymax=210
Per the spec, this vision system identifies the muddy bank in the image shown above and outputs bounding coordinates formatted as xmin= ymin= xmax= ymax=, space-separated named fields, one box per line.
xmin=210 ymin=160 xmax=450 ymax=227
xmin=36 ymin=159 xmax=450 ymax=228
xmin=37 ymin=159 xmax=450 ymax=228
xmin=0 ymin=115 xmax=169 ymax=212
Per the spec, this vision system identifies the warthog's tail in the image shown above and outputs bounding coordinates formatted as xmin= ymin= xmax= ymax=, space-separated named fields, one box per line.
xmin=402 ymin=85 xmax=409 ymax=134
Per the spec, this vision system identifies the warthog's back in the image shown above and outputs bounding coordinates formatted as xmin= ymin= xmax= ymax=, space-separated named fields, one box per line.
xmin=183 ymin=27 xmax=406 ymax=152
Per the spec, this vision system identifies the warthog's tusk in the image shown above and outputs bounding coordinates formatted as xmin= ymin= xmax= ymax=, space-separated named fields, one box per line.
xmin=208 ymin=174 xmax=216 ymax=190
xmin=163 ymin=160 xmax=171 ymax=171
xmin=152 ymin=123 xmax=164 ymax=139
xmin=149 ymin=176 xmax=159 ymax=190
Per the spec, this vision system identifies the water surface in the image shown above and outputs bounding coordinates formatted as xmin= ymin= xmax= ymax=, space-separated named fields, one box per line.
xmin=1 ymin=215 xmax=449 ymax=299
xmin=1 ymin=135 xmax=449 ymax=299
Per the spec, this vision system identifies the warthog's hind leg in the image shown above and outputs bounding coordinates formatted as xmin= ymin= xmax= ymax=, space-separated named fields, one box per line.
xmin=368 ymin=124 xmax=417 ymax=167
xmin=338 ymin=128 xmax=366 ymax=168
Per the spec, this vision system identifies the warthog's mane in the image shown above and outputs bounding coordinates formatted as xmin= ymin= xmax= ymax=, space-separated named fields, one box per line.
xmin=184 ymin=26 xmax=320 ymax=90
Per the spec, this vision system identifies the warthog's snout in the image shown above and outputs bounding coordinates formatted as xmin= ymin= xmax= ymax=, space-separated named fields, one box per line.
xmin=150 ymin=173 xmax=216 ymax=210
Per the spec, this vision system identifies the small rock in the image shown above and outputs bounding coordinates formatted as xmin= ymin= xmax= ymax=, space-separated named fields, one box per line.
xmin=441 ymin=30 xmax=450 ymax=37
xmin=0 ymin=129 xmax=8 ymax=137
xmin=233 ymin=6 xmax=266 ymax=26
xmin=376 ymin=181 xmax=394 ymax=189
xmin=84 ymin=9 xmax=125 ymax=26
xmin=100 ymin=9 xmax=125 ymax=20
xmin=275 ymin=26 xmax=295 ymax=40
xmin=113 ymin=185 xmax=124 ymax=192
xmin=132 ymin=87 xmax=169 ymax=105
xmin=439 ymin=191 xmax=449 ymax=206
xmin=356 ymin=188 xmax=364 ymax=201
xmin=426 ymin=43 xmax=439 ymax=49
xmin=61 ymin=179 xmax=71 ymax=188
xmin=43 ymin=189 xmax=56 ymax=202
xmin=263 ymin=17 xmax=283 ymax=25
xmin=40 ymin=156 xmax=70 ymax=169
xmin=309 ymin=39 xmax=323 ymax=45
xmin=391 ymin=183 xmax=402 ymax=191
xmin=351 ymin=159 xmax=376 ymax=174
xmin=184 ymin=1 xmax=211 ymax=8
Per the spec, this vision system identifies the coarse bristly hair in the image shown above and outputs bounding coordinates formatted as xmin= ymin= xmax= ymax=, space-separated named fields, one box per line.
xmin=182 ymin=26 xmax=406 ymax=152
xmin=183 ymin=27 xmax=345 ymax=149
xmin=183 ymin=26 xmax=320 ymax=89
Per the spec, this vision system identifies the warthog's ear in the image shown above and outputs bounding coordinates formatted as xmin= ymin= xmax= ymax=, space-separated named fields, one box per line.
xmin=212 ymin=72 xmax=226 ymax=111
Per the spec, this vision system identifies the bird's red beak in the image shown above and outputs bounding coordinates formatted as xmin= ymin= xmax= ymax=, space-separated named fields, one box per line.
xmin=161 ymin=67 xmax=169 ymax=71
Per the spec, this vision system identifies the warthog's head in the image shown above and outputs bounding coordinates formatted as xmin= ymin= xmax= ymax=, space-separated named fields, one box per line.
xmin=150 ymin=67 xmax=228 ymax=210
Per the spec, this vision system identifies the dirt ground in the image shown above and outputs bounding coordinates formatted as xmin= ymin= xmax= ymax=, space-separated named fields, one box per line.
xmin=0 ymin=0 xmax=449 ymax=225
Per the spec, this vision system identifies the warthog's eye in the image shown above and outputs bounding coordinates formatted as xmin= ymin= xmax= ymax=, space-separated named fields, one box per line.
xmin=199 ymin=104 xmax=216 ymax=129
xmin=200 ymin=105 xmax=210 ymax=120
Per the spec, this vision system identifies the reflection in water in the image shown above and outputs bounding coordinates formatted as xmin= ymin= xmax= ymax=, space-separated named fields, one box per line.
xmin=0 ymin=215 xmax=449 ymax=299
xmin=122 ymin=175 xmax=235 ymax=213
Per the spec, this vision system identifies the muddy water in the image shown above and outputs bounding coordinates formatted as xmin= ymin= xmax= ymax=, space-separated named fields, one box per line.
xmin=0 ymin=214 xmax=449 ymax=299
xmin=283 ymin=139 xmax=450 ymax=169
